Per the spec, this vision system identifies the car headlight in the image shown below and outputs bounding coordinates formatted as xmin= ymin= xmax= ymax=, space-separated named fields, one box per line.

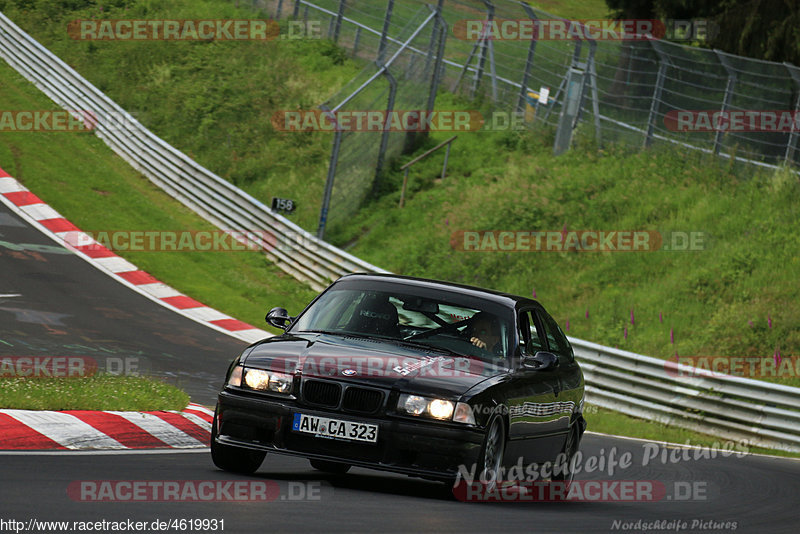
xmin=244 ymin=368 xmax=270 ymax=390
xmin=403 ymin=395 xmax=428 ymax=415
xmin=398 ymin=394 xmax=472 ymax=424
xmin=227 ymin=365 xmax=243 ymax=387
xmin=230 ymin=365 xmax=293 ymax=394
xmin=430 ymin=399 xmax=454 ymax=419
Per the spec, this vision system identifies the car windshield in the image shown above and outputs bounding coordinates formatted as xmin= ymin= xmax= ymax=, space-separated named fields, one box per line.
xmin=289 ymin=281 xmax=514 ymax=363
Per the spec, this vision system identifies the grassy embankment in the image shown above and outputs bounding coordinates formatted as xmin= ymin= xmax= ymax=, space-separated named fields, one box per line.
xmin=1 ymin=0 xmax=798 ymax=455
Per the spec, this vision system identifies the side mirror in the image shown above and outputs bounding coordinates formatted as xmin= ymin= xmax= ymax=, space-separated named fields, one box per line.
xmin=521 ymin=351 xmax=559 ymax=371
xmin=265 ymin=307 xmax=292 ymax=330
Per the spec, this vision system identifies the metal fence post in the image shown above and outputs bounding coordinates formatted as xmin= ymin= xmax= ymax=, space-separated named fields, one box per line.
xmin=423 ymin=0 xmax=445 ymax=80
xmin=714 ymin=50 xmax=737 ymax=156
xmin=516 ymin=3 xmax=538 ymax=113
xmin=573 ymin=36 xmax=600 ymax=144
xmin=292 ymin=0 xmax=301 ymax=18
xmin=471 ymin=1 xmax=494 ymax=99
xmin=453 ymin=38 xmax=481 ymax=92
xmin=586 ymin=39 xmax=602 ymax=146
xmin=486 ymin=31 xmax=498 ymax=102
xmin=317 ymin=107 xmax=342 ymax=240
xmin=333 ymin=0 xmax=346 ymax=44
xmin=784 ymin=62 xmax=800 ymax=165
xmin=644 ymin=39 xmax=669 ymax=148
xmin=352 ymin=27 xmax=361 ymax=57
xmin=276 ymin=0 xmax=284 ymax=19
xmin=553 ymin=66 xmax=587 ymax=155
xmin=425 ymin=3 xmax=447 ymax=122
xmin=377 ymin=0 xmax=394 ymax=65
xmin=543 ymin=37 xmax=582 ymax=123
xmin=374 ymin=69 xmax=398 ymax=184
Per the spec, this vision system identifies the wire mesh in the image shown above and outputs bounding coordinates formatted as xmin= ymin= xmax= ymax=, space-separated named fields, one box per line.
xmin=277 ymin=0 xmax=800 ymax=232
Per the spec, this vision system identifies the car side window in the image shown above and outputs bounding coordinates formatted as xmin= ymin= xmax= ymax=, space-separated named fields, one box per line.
xmin=537 ymin=310 xmax=573 ymax=364
xmin=518 ymin=310 xmax=545 ymax=355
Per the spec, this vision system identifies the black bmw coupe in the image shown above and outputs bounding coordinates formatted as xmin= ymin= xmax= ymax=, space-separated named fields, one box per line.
xmin=212 ymin=273 xmax=585 ymax=488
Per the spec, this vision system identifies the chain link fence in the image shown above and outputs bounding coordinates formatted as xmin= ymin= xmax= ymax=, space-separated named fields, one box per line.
xmin=267 ymin=0 xmax=800 ymax=236
xmin=287 ymin=0 xmax=446 ymax=238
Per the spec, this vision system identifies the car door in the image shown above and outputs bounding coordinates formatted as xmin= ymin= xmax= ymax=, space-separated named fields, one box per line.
xmin=503 ymin=308 xmax=566 ymax=464
xmin=535 ymin=307 xmax=584 ymax=433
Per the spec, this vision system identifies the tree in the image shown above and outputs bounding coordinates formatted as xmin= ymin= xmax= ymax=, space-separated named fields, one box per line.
xmin=606 ymin=0 xmax=800 ymax=65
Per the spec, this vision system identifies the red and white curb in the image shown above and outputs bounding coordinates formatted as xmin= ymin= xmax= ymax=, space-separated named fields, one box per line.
xmin=0 ymin=403 xmax=214 ymax=450
xmin=0 ymin=166 xmax=269 ymax=344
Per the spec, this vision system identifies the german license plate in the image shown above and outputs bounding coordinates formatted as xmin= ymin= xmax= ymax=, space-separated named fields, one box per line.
xmin=292 ymin=413 xmax=378 ymax=443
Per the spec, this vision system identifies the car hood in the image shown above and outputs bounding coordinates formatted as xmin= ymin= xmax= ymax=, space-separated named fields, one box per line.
xmin=241 ymin=333 xmax=500 ymax=398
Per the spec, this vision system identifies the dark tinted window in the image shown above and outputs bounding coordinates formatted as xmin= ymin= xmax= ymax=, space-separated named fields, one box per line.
xmin=537 ymin=310 xmax=572 ymax=363
xmin=518 ymin=310 xmax=545 ymax=354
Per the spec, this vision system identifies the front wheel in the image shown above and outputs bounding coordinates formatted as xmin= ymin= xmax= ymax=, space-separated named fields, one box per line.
xmin=478 ymin=414 xmax=506 ymax=492
xmin=210 ymin=409 xmax=266 ymax=474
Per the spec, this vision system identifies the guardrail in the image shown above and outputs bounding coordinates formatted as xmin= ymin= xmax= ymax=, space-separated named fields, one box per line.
xmin=573 ymin=338 xmax=800 ymax=452
xmin=0 ymin=12 xmax=387 ymax=293
xmin=1 ymin=13 xmax=798 ymax=453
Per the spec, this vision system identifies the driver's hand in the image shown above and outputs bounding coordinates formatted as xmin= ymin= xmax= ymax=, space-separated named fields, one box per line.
xmin=470 ymin=337 xmax=487 ymax=349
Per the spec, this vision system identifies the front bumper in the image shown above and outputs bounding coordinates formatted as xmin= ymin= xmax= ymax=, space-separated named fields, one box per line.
xmin=215 ymin=390 xmax=484 ymax=480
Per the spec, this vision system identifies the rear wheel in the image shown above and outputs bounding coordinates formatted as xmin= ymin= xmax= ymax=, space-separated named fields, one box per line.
xmin=551 ymin=422 xmax=580 ymax=485
xmin=210 ymin=409 xmax=266 ymax=474
xmin=309 ymin=459 xmax=351 ymax=474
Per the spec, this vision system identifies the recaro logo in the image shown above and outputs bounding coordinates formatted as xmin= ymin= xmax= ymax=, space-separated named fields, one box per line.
xmin=359 ymin=310 xmax=391 ymax=320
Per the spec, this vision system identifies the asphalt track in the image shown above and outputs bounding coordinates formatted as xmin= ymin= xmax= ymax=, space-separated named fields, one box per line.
xmin=0 ymin=201 xmax=248 ymax=404
xmin=2 ymin=198 xmax=800 ymax=533
xmin=2 ymin=433 xmax=799 ymax=533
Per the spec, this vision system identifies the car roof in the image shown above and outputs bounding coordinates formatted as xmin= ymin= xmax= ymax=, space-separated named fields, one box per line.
xmin=335 ymin=273 xmax=541 ymax=310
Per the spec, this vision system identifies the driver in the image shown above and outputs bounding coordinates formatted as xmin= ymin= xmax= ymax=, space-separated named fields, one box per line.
xmin=468 ymin=312 xmax=503 ymax=356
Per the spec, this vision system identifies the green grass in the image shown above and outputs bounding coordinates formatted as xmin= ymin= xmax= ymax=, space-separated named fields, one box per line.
xmin=331 ymin=98 xmax=800 ymax=388
xmin=0 ymin=57 xmax=318 ymax=330
xmin=1 ymin=0 xmax=799 ymax=455
xmin=518 ymin=0 xmax=611 ymax=19
xmin=0 ymin=375 xmax=189 ymax=411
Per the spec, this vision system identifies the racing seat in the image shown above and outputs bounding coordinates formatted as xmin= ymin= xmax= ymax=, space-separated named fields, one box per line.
xmin=346 ymin=294 xmax=401 ymax=338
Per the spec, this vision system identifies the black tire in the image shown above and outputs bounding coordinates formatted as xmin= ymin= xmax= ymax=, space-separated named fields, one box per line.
xmin=309 ymin=459 xmax=351 ymax=474
xmin=477 ymin=414 xmax=506 ymax=492
xmin=210 ymin=410 xmax=266 ymax=475
xmin=551 ymin=422 xmax=580 ymax=485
